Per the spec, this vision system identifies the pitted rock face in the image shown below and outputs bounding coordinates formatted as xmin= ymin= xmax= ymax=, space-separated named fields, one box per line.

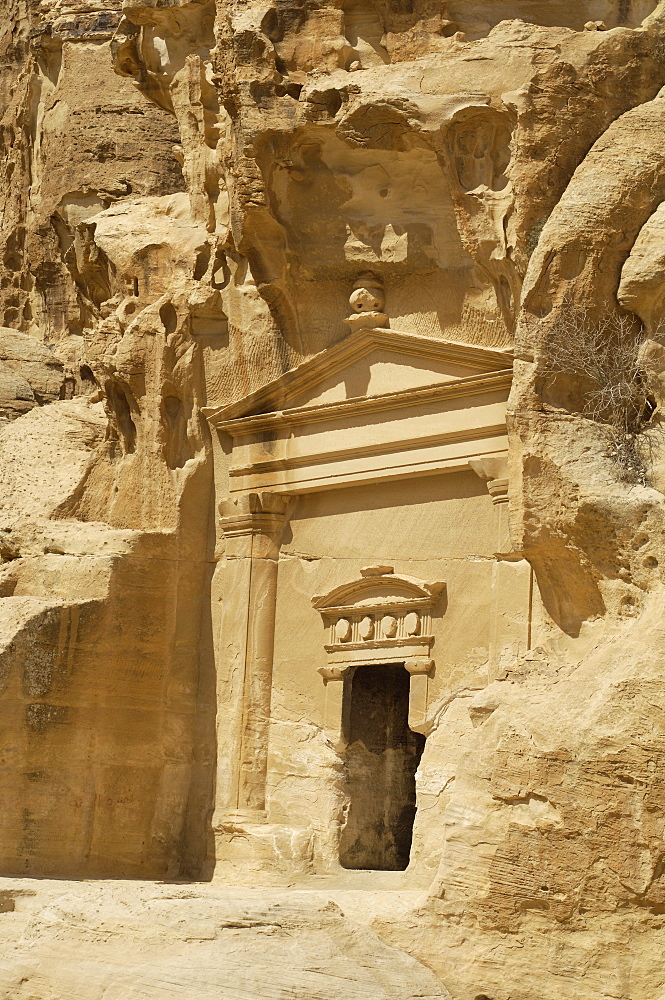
xmin=1 ymin=1 xmax=665 ymax=999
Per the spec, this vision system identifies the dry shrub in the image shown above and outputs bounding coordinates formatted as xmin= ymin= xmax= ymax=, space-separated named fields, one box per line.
xmin=537 ymin=307 xmax=661 ymax=484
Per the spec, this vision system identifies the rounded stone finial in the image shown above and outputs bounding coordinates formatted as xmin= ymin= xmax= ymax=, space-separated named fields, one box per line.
xmin=349 ymin=273 xmax=385 ymax=314
xmin=344 ymin=272 xmax=389 ymax=332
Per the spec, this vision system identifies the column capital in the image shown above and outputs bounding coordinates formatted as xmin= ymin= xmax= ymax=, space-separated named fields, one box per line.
xmin=318 ymin=665 xmax=346 ymax=682
xmin=404 ymin=657 xmax=434 ymax=676
xmin=469 ymin=455 xmax=509 ymax=505
xmin=219 ymin=491 xmax=294 ymax=538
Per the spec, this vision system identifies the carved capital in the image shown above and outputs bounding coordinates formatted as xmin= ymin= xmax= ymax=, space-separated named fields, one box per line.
xmin=219 ymin=491 xmax=294 ymax=539
xmin=404 ymin=658 xmax=435 ymax=676
xmin=318 ymin=665 xmax=347 ymax=682
xmin=469 ymin=455 xmax=509 ymax=505
xmin=486 ymin=478 xmax=509 ymax=505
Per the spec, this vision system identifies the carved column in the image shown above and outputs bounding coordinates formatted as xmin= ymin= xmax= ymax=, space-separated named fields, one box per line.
xmin=469 ymin=456 xmax=511 ymax=552
xmin=318 ymin=666 xmax=347 ymax=748
xmin=405 ymin=658 xmax=435 ymax=735
xmin=470 ymin=457 xmax=534 ymax=679
xmin=217 ymin=491 xmax=292 ymax=825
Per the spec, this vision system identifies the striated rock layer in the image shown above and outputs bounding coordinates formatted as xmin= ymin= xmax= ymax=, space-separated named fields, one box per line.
xmin=2 ymin=1 xmax=665 ymax=998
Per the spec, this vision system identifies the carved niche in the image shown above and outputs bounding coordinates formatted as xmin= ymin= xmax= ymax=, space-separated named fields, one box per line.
xmin=311 ymin=566 xmax=445 ymax=740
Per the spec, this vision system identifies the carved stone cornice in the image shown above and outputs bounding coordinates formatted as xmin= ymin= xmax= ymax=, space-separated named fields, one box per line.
xmin=214 ymin=371 xmax=512 ymax=436
xmin=205 ymin=329 xmax=511 ymax=497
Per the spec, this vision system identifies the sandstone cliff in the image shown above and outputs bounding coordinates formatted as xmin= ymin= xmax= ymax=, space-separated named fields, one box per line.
xmin=1 ymin=2 xmax=665 ymax=999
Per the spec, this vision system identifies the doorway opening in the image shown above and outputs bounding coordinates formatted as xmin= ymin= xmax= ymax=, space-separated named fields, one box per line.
xmin=339 ymin=663 xmax=425 ymax=871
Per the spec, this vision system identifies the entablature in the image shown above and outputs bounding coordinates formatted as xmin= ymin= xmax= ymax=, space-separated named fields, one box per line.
xmin=205 ymin=327 xmax=512 ymax=496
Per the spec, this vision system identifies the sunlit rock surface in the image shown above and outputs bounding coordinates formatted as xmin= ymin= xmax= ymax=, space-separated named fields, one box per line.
xmin=1 ymin=1 xmax=665 ymax=998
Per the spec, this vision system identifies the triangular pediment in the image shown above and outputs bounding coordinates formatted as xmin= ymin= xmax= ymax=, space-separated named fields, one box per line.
xmin=206 ymin=327 xmax=512 ymax=422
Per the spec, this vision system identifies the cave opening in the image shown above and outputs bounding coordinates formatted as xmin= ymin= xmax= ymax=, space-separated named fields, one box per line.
xmin=339 ymin=663 xmax=425 ymax=871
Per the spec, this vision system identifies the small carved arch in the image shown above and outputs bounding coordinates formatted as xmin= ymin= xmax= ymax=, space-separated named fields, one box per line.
xmin=312 ymin=566 xmax=445 ymax=697
xmin=312 ymin=564 xmax=444 ymax=612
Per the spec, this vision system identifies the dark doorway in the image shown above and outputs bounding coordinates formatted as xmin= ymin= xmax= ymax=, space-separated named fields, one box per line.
xmin=339 ymin=663 xmax=425 ymax=870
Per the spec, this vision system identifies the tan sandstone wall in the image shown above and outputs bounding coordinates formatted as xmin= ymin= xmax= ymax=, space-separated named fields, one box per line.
xmin=268 ymin=475 xmax=500 ymax=859
xmin=2 ymin=1 xmax=665 ymax=999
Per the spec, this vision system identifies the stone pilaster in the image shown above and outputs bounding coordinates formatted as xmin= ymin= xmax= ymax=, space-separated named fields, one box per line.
xmin=404 ymin=658 xmax=435 ymax=735
xmin=470 ymin=457 xmax=534 ymax=679
xmin=469 ymin=455 xmax=511 ymax=551
xmin=216 ymin=491 xmax=292 ymax=826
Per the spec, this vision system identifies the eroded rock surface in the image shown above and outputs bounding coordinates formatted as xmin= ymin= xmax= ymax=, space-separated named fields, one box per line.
xmin=0 ymin=880 xmax=450 ymax=1000
xmin=2 ymin=1 xmax=665 ymax=999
